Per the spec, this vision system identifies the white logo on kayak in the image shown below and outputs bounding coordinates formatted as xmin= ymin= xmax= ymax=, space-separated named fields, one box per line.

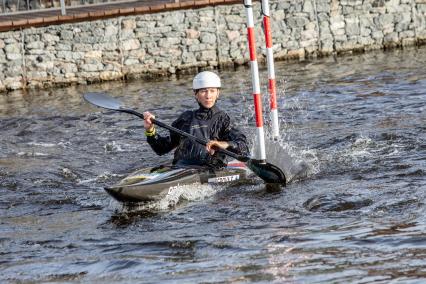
xmin=208 ymin=175 xmax=240 ymax=183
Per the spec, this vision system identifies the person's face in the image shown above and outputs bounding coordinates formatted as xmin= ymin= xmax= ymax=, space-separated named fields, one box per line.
xmin=195 ymin=88 xmax=220 ymax=109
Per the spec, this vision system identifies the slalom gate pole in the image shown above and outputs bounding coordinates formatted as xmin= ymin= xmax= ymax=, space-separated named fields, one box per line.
xmin=244 ymin=0 xmax=266 ymax=162
xmin=261 ymin=0 xmax=279 ymax=139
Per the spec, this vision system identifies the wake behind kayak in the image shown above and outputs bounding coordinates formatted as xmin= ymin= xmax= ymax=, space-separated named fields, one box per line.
xmin=105 ymin=161 xmax=253 ymax=203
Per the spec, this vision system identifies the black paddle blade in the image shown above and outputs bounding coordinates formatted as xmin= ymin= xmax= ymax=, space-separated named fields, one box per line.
xmin=84 ymin=92 xmax=122 ymax=110
xmin=247 ymin=160 xmax=286 ymax=185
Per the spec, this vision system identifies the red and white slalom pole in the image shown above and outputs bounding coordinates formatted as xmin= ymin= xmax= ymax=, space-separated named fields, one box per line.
xmin=261 ymin=0 xmax=279 ymax=139
xmin=244 ymin=0 xmax=266 ymax=162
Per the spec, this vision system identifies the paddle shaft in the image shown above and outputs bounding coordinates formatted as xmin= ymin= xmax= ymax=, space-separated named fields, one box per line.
xmin=118 ymin=108 xmax=248 ymax=162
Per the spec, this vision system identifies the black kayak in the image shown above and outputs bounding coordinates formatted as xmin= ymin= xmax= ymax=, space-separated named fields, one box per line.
xmin=105 ymin=161 xmax=254 ymax=203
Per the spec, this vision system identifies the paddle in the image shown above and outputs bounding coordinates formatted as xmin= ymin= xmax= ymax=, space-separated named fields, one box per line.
xmin=83 ymin=92 xmax=286 ymax=185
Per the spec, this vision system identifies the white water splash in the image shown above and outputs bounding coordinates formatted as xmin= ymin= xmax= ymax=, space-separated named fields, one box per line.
xmin=77 ymin=172 xmax=123 ymax=185
xmin=103 ymin=141 xmax=138 ymax=153
xmin=112 ymin=183 xmax=223 ymax=213
xmin=264 ymin=138 xmax=320 ymax=182
xmin=153 ymin=183 xmax=219 ymax=210
xmin=26 ymin=142 xmax=58 ymax=147
xmin=76 ymin=191 xmax=106 ymax=208
xmin=322 ymin=134 xmax=406 ymax=170
xmin=348 ymin=139 xmax=375 ymax=161
xmin=237 ymin=82 xmax=321 ymax=183
xmin=26 ymin=141 xmax=71 ymax=148
xmin=17 ymin=151 xmax=49 ymax=157
xmin=103 ymin=141 xmax=123 ymax=153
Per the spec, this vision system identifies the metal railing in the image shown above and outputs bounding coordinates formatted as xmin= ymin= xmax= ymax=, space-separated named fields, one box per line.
xmin=0 ymin=0 xmax=180 ymax=15
xmin=2 ymin=0 xmax=84 ymax=14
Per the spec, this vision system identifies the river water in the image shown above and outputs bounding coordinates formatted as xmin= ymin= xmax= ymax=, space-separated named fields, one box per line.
xmin=1 ymin=46 xmax=425 ymax=283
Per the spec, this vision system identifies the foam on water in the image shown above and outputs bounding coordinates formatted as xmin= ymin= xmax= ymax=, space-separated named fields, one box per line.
xmin=26 ymin=142 xmax=59 ymax=148
xmin=17 ymin=151 xmax=49 ymax=157
xmin=341 ymin=135 xmax=403 ymax=164
xmin=113 ymin=183 xmax=221 ymax=213
xmin=77 ymin=171 xmax=123 ymax=185
xmin=234 ymin=100 xmax=320 ymax=183
xmin=153 ymin=183 xmax=218 ymax=210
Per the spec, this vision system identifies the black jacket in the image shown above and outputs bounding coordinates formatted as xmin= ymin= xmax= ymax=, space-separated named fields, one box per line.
xmin=147 ymin=105 xmax=249 ymax=168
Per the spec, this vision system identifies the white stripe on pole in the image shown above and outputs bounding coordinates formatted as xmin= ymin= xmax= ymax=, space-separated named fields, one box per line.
xmin=266 ymin=48 xmax=275 ymax=79
xmin=256 ymin=127 xmax=266 ymax=161
xmin=250 ymin=61 xmax=261 ymax=94
xmin=271 ymin=109 xmax=279 ymax=138
xmin=261 ymin=0 xmax=270 ymax=16
xmin=247 ymin=7 xmax=254 ymax=26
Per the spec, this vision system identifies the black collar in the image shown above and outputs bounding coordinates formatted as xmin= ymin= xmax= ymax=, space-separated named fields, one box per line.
xmin=194 ymin=103 xmax=220 ymax=120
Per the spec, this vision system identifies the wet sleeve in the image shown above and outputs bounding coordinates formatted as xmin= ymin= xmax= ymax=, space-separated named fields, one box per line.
xmin=146 ymin=115 xmax=183 ymax=156
xmin=220 ymin=114 xmax=250 ymax=157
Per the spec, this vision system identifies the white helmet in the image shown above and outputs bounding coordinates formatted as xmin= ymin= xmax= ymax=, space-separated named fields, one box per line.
xmin=192 ymin=71 xmax=221 ymax=90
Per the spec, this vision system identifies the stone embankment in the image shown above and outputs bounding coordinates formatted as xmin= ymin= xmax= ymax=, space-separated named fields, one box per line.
xmin=0 ymin=0 xmax=425 ymax=92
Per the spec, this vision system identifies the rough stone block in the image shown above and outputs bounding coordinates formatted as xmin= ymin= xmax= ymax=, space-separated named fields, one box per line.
xmin=201 ymin=50 xmax=217 ymax=61
xmin=122 ymin=39 xmax=141 ymax=51
xmin=60 ymin=30 xmax=74 ymax=40
xmin=124 ymin=58 xmax=140 ymax=65
xmin=186 ymin=29 xmax=200 ymax=39
xmin=345 ymin=19 xmax=360 ymax=36
xmin=4 ymin=77 xmax=23 ymax=90
xmin=287 ymin=16 xmax=309 ymax=28
xmin=6 ymin=53 xmax=21 ymax=60
xmin=374 ymin=14 xmax=394 ymax=29
xmin=85 ymin=50 xmax=102 ymax=59
xmin=122 ymin=19 xmax=136 ymax=30
xmin=287 ymin=48 xmax=305 ymax=59
xmin=42 ymin=33 xmax=60 ymax=42
xmin=401 ymin=38 xmax=416 ymax=46
xmin=200 ymin=33 xmax=216 ymax=44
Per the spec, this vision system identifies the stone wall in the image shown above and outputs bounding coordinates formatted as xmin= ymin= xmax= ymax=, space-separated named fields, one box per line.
xmin=0 ymin=0 xmax=425 ymax=92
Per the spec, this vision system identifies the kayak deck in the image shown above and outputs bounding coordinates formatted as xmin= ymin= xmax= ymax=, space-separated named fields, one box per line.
xmin=105 ymin=161 xmax=253 ymax=203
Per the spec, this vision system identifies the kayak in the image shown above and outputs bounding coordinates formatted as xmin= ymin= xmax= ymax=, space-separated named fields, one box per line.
xmin=105 ymin=160 xmax=254 ymax=203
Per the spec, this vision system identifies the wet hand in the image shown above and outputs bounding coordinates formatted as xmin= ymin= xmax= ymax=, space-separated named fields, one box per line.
xmin=143 ymin=112 xmax=155 ymax=131
xmin=206 ymin=140 xmax=229 ymax=155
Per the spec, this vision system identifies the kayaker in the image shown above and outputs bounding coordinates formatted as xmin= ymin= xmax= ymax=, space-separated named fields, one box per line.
xmin=143 ymin=71 xmax=249 ymax=168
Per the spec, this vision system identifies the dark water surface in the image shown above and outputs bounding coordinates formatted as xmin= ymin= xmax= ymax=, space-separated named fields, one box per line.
xmin=1 ymin=47 xmax=425 ymax=283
